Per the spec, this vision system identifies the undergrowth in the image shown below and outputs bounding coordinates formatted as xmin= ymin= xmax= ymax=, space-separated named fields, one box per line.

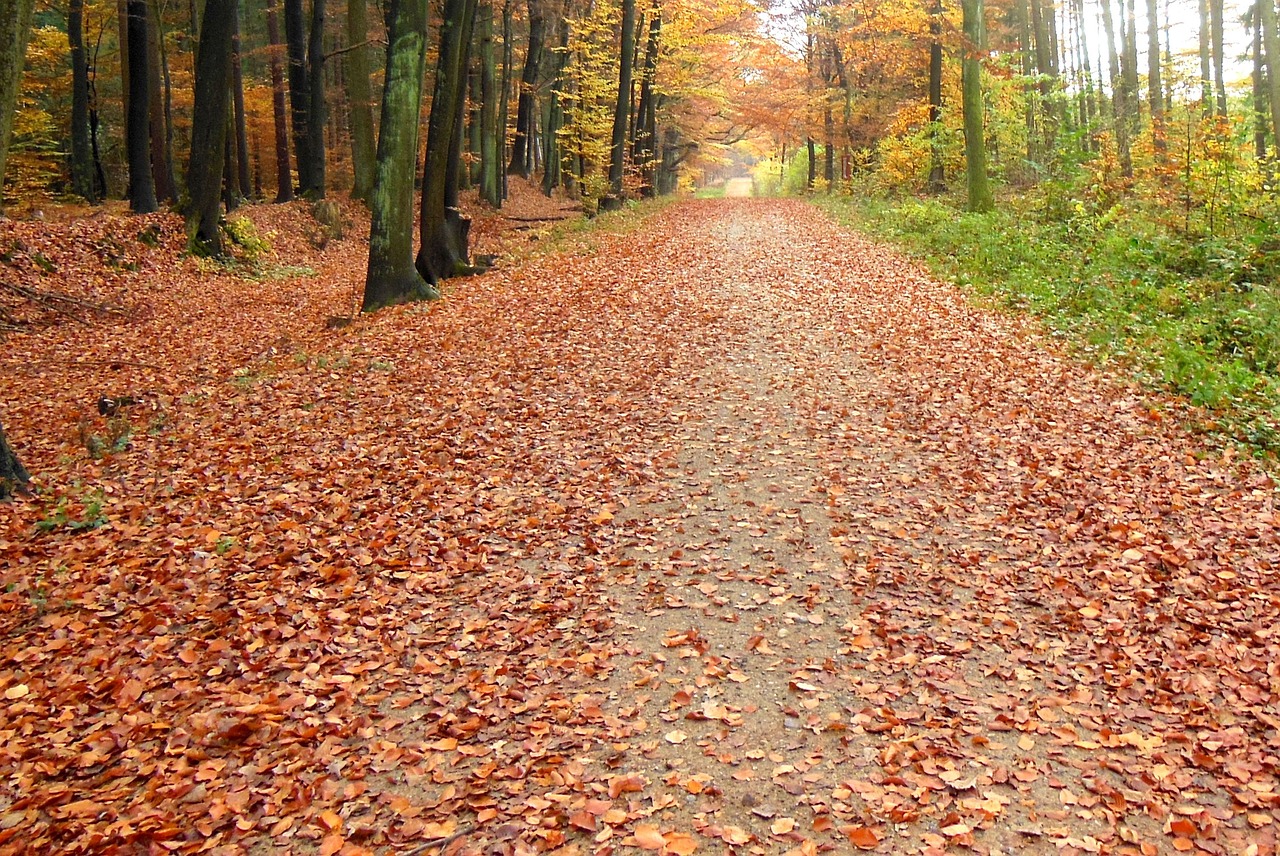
xmin=818 ymin=186 xmax=1280 ymax=458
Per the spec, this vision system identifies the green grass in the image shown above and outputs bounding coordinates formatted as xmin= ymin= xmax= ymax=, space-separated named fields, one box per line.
xmin=819 ymin=190 xmax=1280 ymax=458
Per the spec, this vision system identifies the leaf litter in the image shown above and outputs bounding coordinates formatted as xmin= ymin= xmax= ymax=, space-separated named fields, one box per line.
xmin=0 ymin=198 xmax=1278 ymax=855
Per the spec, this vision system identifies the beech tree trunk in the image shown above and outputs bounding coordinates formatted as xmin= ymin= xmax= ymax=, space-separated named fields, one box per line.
xmin=602 ymin=0 xmax=637 ymax=210
xmin=231 ymin=0 xmax=252 ymax=200
xmin=307 ymin=0 xmax=327 ymax=196
xmin=927 ymin=0 xmax=945 ymax=191
xmin=126 ymin=0 xmax=158 ymax=212
xmin=363 ymin=0 xmax=434 ymax=309
xmin=417 ymin=0 xmax=478 ymax=284
xmin=266 ymin=0 xmax=294 ymax=201
xmin=0 ymin=0 xmax=36 ymax=208
xmin=1147 ymin=0 xmax=1165 ymax=158
xmin=146 ymin=1 xmax=175 ymax=202
xmin=541 ymin=20 xmax=569 ymax=196
xmin=70 ymin=0 xmax=99 ymax=202
xmin=1210 ymin=0 xmax=1227 ymax=116
xmin=1199 ymin=0 xmax=1213 ymax=113
xmin=347 ymin=0 xmax=376 ymax=201
xmin=633 ymin=10 xmax=660 ymax=197
xmin=961 ymin=0 xmax=993 ymax=212
xmin=478 ymin=1 xmax=501 ymax=206
xmin=0 ymin=417 xmax=28 ymax=501
xmin=508 ymin=0 xmax=543 ymax=177
xmin=185 ymin=0 xmax=236 ymax=254
xmin=500 ymin=0 xmax=513 ymax=197
xmin=1100 ymin=0 xmax=1132 ymax=176
xmin=285 ymin=0 xmax=315 ymax=194
xmin=1262 ymin=0 xmax=1280 ymax=149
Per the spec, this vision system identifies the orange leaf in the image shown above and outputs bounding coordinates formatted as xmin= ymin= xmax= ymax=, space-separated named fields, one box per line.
xmin=634 ymin=824 xmax=665 ymax=850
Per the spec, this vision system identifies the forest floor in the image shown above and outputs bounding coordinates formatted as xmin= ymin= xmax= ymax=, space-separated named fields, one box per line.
xmin=1 ymin=196 xmax=1279 ymax=856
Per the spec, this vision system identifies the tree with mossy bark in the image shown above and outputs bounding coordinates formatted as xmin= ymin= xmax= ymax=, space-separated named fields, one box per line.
xmin=184 ymin=0 xmax=236 ymax=254
xmin=961 ymin=0 xmax=993 ymax=213
xmin=0 ymin=418 xmax=29 ymax=501
xmin=416 ymin=0 xmax=480 ymax=285
xmin=363 ymin=0 xmax=437 ymax=310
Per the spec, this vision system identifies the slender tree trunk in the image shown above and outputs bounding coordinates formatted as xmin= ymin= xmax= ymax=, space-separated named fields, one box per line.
xmin=1100 ymin=0 xmax=1132 ymax=176
xmin=266 ymin=0 xmax=294 ymax=201
xmin=152 ymin=0 xmax=177 ymax=200
xmin=1255 ymin=3 xmax=1270 ymax=160
xmin=509 ymin=0 xmax=543 ymax=177
xmin=285 ymin=0 xmax=314 ymax=194
xmin=542 ymin=20 xmax=569 ymax=196
xmin=1262 ymin=0 xmax=1280 ymax=150
xmin=602 ymin=0 xmax=636 ymax=209
xmin=126 ymin=0 xmax=158 ymax=212
xmin=307 ymin=0 xmax=328 ymax=196
xmin=1210 ymin=0 xmax=1227 ymax=115
xmin=633 ymin=8 xmax=659 ymax=197
xmin=417 ymin=0 xmax=478 ymax=284
xmin=500 ymin=0 xmax=512 ymax=196
xmin=185 ymin=0 xmax=236 ymax=254
xmin=0 ymin=0 xmax=35 ymax=202
xmin=70 ymin=0 xmax=99 ymax=202
xmin=346 ymin=0 xmax=377 ymax=201
xmin=363 ymin=0 xmax=435 ymax=309
xmin=961 ymin=0 xmax=993 ymax=212
xmin=231 ymin=0 xmax=252 ymax=199
xmin=806 ymin=137 xmax=816 ymax=189
xmin=1199 ymin=0 xmax=1213 ymax=113
xmin=223 ymin=108 xmax=242 ymax=208
xmin=478 ymin=1 xmax=501 ymax=205
xmin=927 ymin=0 xmax=945 ymax=191
xmin=1147 ymin=0 xmax=1165 ymax=159
xmin=145 ymin=1 xmax=174 ymax=202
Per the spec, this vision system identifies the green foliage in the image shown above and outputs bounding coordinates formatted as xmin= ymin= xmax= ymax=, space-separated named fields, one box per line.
xmin=223 ymin=215 xmax=272 ymax=263
xmin=821 ymin=180 xmax=1280 ymax=457
xmin=36 ymin=487 xmax=108 ymax=533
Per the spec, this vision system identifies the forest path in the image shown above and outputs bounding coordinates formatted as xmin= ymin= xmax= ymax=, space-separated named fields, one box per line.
xmin=2 ymin=199 xmax=1279 ymax=856
xmin=578 ymin=201 xmax=1280 ymax=856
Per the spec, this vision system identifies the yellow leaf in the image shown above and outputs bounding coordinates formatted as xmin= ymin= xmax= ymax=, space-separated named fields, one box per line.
xmin=4 ymin=684 xmax=28 ymax=700
xmin=664 ymin=729 xmax=688 ymax=744
xmin=771 ymin=817 xmax=796 ymax=835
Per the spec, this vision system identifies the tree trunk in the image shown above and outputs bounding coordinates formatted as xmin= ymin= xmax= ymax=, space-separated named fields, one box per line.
xmin=1262 ymin=0 xmax=1280 ymax=150
xmin=1210 ymin=0 xmax=1227 ymax=115
xmin=478 ymin=1 xmax=501 ymax=205
xmin=307 ymin=0 xmax=328 ymax=196
xmin=602 ymin=0 xmax=636 ymax=210
xmin=363 ymin=0 xmax=435 ymax=309
xmin=508 ymin=0 xmax=543 ymax=177
xmin=961 ymin=0 xmax=993 ymax=212
xmin=633 ymin=9 xmax=660 ymax=197
xmin=1255 ymin=2 xmax=1269 ymax=160
xmin=285 ymin=0 xmax=314 ymax=194
xmin=146 ymin=0 xmax=175 ymax=202
xmin=1147 ymin=0 xmax=1165 ymax=158
xmin=231 ymin=0 xmax=252 ymax=200
xmin=266 ymin=0 xmax=295 ymax=201
xmin=1199 ymin=0 xmax=1213 ymax=113
xmin=1100 ymin=0 xmax=1132 ymax=176
xmin=0 ymin=417 xmax=28 ymax=501
xmin=927 ymin=0 xmax=945 ymax=191
xmin=499 ymin=0 xmax=512 ymax=197
xmin=347 ymin=0 xmax=376 ymax=201
xmin=185 ymin=0 xmax=236 ymax=254
xmin=417 ymin=0 xmax=478 ymax=284
xmin=69 ymin=0 xmax=99 ymax=202
xmin=541 ymin=19 xmax=568 ymax=196
xmin=0 ymin=0 xmax=34 ymax=206
xmin=126 ymin=0 xmax=158 ymax=212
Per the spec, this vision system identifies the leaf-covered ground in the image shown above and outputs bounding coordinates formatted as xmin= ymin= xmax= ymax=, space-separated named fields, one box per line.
xmin=1 ymin=199 xmax=1279 ymax=855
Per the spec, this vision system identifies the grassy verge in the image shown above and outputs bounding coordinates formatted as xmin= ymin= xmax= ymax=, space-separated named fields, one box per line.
xmin=818 ymin=191 xmax=1280 ymax=457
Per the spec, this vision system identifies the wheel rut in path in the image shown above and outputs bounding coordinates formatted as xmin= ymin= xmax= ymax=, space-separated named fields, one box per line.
xmin=577 ymin=201 xmax=1280 ymax=856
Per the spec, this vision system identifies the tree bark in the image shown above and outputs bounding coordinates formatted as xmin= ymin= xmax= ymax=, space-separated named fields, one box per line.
xmin=0 ymin=0 xmax=35 ymax=205
xmin=927 ymin=0 xmax=945 ymax=191
xmin=231 ymin=0 xmax=252 ymax=200
xmin=1255 ymin=2 xmax=1269 ymax=160
xmin=363 ymin=0 xmax=435 ymax=310
xmin=633 ymin=9 xmax=660 ymax=197
xmin=478 ymin=1 xmax=501 ymax=205
xmin=508 ymin=0 xmax=543 ymax=177
xmin=541 ymin=19 xmax=569 ymax=196
xmin=1262 ymin=0 xmax=1280 ymax=151
xmin=126 ymin=0 xmax=158 ymax=212
xmin=1147 ymin=0 xmax=1165 ymax=158
xmin=266 ymin=0 xmax=295 ymax=201
xmin=146 ymin=0 xmax=175 ymax=202
xmin=417 ymin=0 xmax=478 ymax=284
xmin=602 ymin=0 xmax=636 ymax=209
xmin=1100 ymin=0 xmax=1132 ymax=176
xmin=1210 ymin=0 xmax=1227 ymax=115
xmin=185 ymin=0 xmax=236 ymax=254
xmin=307 ymin=0 xmax=328 ymax=196
xmin=285 ymin=0 xmax=315 ymax=194
xmin=961 ymin=0 xmax=993 ymax=212
xmin=0 ymin=417 xmax=28 ymax=501
xmin=1199 ymin=0 xmax=1213 ymax=113
xmin=70 ymin=0 xmax=99 ymax=202
xmin=499 ymin=0 xmax=512 ymax=196
xmin=347 ymin=0 xmax=377 ymax=201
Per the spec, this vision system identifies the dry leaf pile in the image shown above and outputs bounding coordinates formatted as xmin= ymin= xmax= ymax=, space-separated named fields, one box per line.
xmin=1 ymin=199 xmax=1278 ymax=856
